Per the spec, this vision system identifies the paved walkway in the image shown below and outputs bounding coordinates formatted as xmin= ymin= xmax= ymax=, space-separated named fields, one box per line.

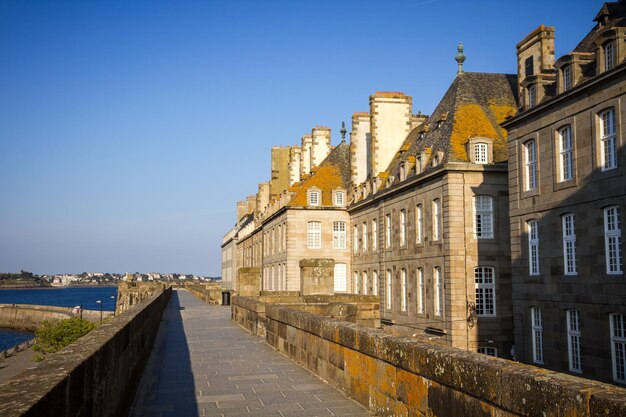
xmin=130 ymin=289 xmax=372 ymax=417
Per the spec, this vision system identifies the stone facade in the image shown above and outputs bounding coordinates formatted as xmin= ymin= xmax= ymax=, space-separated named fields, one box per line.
xmin=503 ymin=2 xmax=626 ymax=385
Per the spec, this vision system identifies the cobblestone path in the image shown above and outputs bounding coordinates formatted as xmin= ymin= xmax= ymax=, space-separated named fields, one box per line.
xmin=130 ymin=289 xmax=372 ymax=417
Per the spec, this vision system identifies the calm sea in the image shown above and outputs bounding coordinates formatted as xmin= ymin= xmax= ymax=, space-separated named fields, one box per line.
xmin=0 ymin=286 xmax=118 ymax=351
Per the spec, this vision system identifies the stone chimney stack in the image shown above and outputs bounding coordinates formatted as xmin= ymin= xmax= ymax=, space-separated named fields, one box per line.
xmin=350 ymin=112 xmax=371 ymax=185
xmin=300 ymin=134 xmax=313 ymax=176
xmin=256 ymin=182 xmax=270 ymax=218
xmin=236 ymin=201 xmax=247 ymax=225
xmin=288 ymin=146 xmax=302 ymax=186
xmin=369 ymin=92 xmax=412 ymax=177
xmin=270 ymin=146 xmax=291 ymax=198
xmin=245 ymin=195 xmax=256 ymax=215
xmin=515 ymin=25 xmax=555 ymax=109
xmin=310 ymin=126 xmax=331 ymax=169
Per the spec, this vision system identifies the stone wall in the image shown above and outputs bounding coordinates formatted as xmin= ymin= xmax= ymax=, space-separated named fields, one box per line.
xmin=235 ymin=298 xmax=626 ymax=417
xmin=0 ymin=304 xmax=113 ymax=331
xmin=186 ymin=282 xmax=223 ymax=305
xmin=116 ymin=282 xmax=167 ymax=315
xmin=0 ymin=288 xmax=172 ymax=417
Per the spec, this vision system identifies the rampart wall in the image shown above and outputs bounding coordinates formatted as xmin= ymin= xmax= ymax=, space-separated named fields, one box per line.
xmin=185 ymin=282 xmax=223 ymax=305
xmin=0 ymin=304 xmax=112 ymax=331
xmin=0 ymin=287 xmax=171 ymax=417
xmin=232 ymin=295 xmax=626 ymax=417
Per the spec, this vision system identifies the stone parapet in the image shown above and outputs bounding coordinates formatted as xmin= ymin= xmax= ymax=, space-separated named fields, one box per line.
xmin=116 ymin=282 xmax=168 ymax=315
xmin=185 ymin=282 xmax=222 ymax=305
xmin=237 ymin=267 xmax=261 ymax=296
xmin=0 ymin=304 xmax=113 ymax=331
xmin=0 ymin=288 xmax=172 ymax=417
xmin=250 ymin=303 xmax=626 ymax=417
xmin=299 ymin=259 xmax=335 ymax=296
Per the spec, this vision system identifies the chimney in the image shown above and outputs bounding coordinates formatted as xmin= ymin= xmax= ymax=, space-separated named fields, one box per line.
xmin=369 ymin=92 xmax=412 ymax=177
xmin=311 ymin=126 xmax=331 ymax=168
xmin=350 ymin=112 xmax=370 ymax=185
xmin=289 ymin=146 xmax=302 ymax=186
xmin=236 ymin=201 xmax=247 ymax=225
xmin=270 ymin=146 xmax=290 ymax=198
xmin=516 ymin=25 xmax=555 ymax=108
xmin=300 ymin=134 xmax=313 ymax=176
xmin=245 ymin=195 xmax=256 ymax=215
xmin=256 ymin=182 xmax=270 ymax=218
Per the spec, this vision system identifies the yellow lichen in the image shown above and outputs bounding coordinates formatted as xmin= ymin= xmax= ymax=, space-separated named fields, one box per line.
xmin=450 ymin=104 xmax=499 ymax=161
xmin=288 ymin=163 xmax=344 ymax=207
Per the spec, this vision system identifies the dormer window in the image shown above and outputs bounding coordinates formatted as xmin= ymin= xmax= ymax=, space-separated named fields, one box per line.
xmin=467 ymin=137 xmax=493 ymax=164
xmin=416 ymin=156 xmax=422 ymax=174
xmin=528 ymin=84 xmax=536 ymax=108
xmin=563 ymin=65 xmax=572 ymax=91
xmin=475 ymin=143 xmax=488 ymax=164
xmin=334 ymin=190 xmax=345 ymax=206
xmin=605 ymin=41 xmax=615 ymax=71
xmin=308 ymin=190 xmax=320 ymax=206
xmin=399 ymin=163 xmax=406 ymax=181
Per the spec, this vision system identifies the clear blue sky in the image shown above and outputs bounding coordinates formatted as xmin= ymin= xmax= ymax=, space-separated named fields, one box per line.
xmin=0 ymin=0 xmax=605 ymax=276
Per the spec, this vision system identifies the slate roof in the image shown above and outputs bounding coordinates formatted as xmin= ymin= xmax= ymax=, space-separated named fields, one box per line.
xmin=287 ymin=141 xmax=351 ymax=207
xmin=384 ymin=72 xmax=518 ymax=183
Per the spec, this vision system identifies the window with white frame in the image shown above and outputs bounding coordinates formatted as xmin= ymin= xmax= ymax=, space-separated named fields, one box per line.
xmin=525 ymin=140 xmax=537 ymax=191
xmin=559 ymin=125 xmax=574 ymax=181
xmin=528 ymin=220 xmax=540 ymax=276
xmin=353 ymin=224 xmax=359 ymax=254
xmin=417 ymin=268 xmax=424 ymax=314
xmin=433 ymin=199 xmax=441 ymax=241
xmin=475 ymin=266 xmax=496 ymax=316
xmin=332 ymin=221 xmax=346 ymax=249
xmin=416 ymin=204 xmax=423 ymax=243
xmin=474 ymin=196 xmax=493 ymax=239
xmin=307 ymin=221 xmax=321 ymax=249
xmin=334 ymin=191 xmax=344 ymax=206
xmin=385 ymin=214 xmax=391 ymax=248
xmin=528 ymin=84 xmax=536 ymax=108
xmin=434 ymin=266 xmax=442 ymax=316
xmin=309 ymin=190 xmax=320 ymax=206
xmin=567 ymin=310 xmax=582 ymax=373
xmin=604 ymin=206 xmax=623 ymax=274
xmin=605 ymin=41 xmax=615 ymax=71
xmin=270 ymin=265 xmax=275 ymax=291
xmin=362 ymin=271 xmax=368 ymax=295
xmin=563 ymin=65 xmax=572 ymax=91
xmin=354 ymin=272 xmax=359 ymax=294
xmin=600 ymin=108 xmax=617 ymax=171
xmin=334 ymin=263 xmax=347 ymax=292
xmin=400 ymin=209 xmax=406 ymax=246
xmin=372 ymin=219 xmax=378 ymax=251
xmin=474 ymin=142 xmax=488 ymax=164
xmin=400 ymin=268 xmax=407 ymax=312
xmin=531 ymin=307 xmax=544 ymax=364
xmin=562 ymin=213 xmax=577 ymax=275
xmin=373 ymin=270 xmax=378 ymax=296
xmin=610 ymin=313 xmax=626 ymax=383
xmin=362 ymin=222 xmax=367 ymax=252
xmin=477 ymin=347 xmax=497 ymax=357
xmin=386 ymin=270 xmax=392 ymax=310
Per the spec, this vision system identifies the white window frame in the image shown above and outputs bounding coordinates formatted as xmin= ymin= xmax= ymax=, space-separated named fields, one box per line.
xmin=434 ymin=266 xmax=442 ymax=317
xmin=604 ymin=206 xmax=623 ymax=274
xmin=362 ymin=222 xmax=367 ymax=252
xmin=334 ymin=191 xmax=344 ymax=206
xmin=611 ymin=313 xmax=626 ymax=383
xmin=531 ymin=307 xmax=544 ymax=364
xmin=605 ymin=41 xmax=615 ymax=71
xmin=417 ymin=268 xmax=424 ymax=314
xmin=433 ymin=199 xmax=441 ymax=241
xmin=567 ymin=309 xmax=582 ymax=373
xmin=524 ymin=140 xmax=537 ymax=191
xmin=562 ymin=214 xmax=577 ymax=275
xmin=474 ymin=142 xmax=488 ymax=164
xmin=474 ymin=196 xmax=493 ymax=239
xmin=372 ymin=219 xmax=378 ymax=251
xmin=307 ymin=221 xmax=321 ymax=249
xmin=416 ymin=204 xmax=423 ymax=244
xmin=385 ymin=214 xmax=391 ymax=248
xmin=559 ymin=125 xmax=574 ymax=182
xmin=309 ymin=190 xmax=320 ymax=206
xmin=528 ymin=84 xmax=536 ymax=108
xmin=372 ymin=270 xmax=378 ymax=296
xmin=353 ymin=224 xmax=359 ymax=254
xmin=528 ymin=220 xmax=540 ymax=276
xmin=400 ymin=268 xmax=407 ymax=312
xmin=334 ymin=263 xmax=347 ymax=292
xmin=600 ymin=108 xmax=617 ymax=171
xmin=332 ymin=221 xmax=346 ymax=249
xmin=386 ymin=270 xmax=392 ymax=310
xmin=354 ymin=272 xmax=359 ymax=294
xmin=475 ymin=266 xmax=496 ymax=316
xmin=478 ymin=347 xmax=497 ymax=357
xmin=563 ymin=65 xmax=572 ymax=91
xmin=362 ymin=271 xmax=368 ymax=295
xmin=400 ymin=209 xmax=406 ymax=246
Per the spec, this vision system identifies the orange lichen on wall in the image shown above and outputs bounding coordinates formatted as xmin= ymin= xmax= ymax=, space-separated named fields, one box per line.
xmin=288 ymin=163 xmax=344 ymax=207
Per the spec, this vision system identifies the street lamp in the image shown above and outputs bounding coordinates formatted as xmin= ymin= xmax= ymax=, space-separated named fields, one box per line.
xmin=110 ymin=295 xmax=116 ymax=317
xmin=96 ymin=300 xmax=102 ymax=323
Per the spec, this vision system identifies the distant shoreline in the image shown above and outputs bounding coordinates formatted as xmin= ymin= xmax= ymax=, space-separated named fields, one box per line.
xmin=0 ymin=285 xmax=118 ymax=291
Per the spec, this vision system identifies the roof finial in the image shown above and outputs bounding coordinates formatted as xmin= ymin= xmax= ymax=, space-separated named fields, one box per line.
xmin=455 ymin=42 xmax=466 ymax=75
xmin=340 ymin=121 xmax=346 ymax=142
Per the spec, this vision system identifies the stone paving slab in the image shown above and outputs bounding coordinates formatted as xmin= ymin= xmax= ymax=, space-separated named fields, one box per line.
xmin=130 ymin=290 xmax=372 ymax=417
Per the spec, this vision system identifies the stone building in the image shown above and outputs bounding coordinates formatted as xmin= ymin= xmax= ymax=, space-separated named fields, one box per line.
xmin=502 ymin=1 xmax=626 ymax=384
xmin=349 ymin=70 xmax=518 ymax=356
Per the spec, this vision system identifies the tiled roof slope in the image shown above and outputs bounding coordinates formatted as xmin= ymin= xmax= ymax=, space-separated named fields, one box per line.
xmin=288 ymin=141 xmax=351 ymax=207
xmin=574 ymin=1 xmax=626 ymax=53
xmin=385 ymin=72 xmax=518 ymax=179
